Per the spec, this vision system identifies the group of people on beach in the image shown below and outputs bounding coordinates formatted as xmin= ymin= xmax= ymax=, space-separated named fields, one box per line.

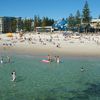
xmin=48 ymin=55 xmax=60 ymax=63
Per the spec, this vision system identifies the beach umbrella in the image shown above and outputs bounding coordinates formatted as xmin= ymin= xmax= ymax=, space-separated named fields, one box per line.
xmin=6 ymin=33 xmax=13 ymax=37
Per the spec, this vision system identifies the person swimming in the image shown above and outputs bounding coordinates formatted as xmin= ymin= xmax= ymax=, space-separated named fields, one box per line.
xmin=81 ymin=67 xmax=85 ymax=72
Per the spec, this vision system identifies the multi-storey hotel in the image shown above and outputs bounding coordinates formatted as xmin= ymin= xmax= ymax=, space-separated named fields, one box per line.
xmin=0 ymin=16 xmax=21 ymax=33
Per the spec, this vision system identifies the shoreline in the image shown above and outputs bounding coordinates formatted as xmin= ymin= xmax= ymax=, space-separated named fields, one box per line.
xmin=0 ymin=46 xmax=100 ymax=58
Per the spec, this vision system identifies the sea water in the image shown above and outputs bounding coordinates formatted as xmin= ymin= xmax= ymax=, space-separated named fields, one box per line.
xmin=0 ymin=54 xmax=100 ymax=100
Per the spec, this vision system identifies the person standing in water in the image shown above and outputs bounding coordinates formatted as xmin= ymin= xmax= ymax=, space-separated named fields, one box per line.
xmin=11 ymin=71 xmax=16 ymax=82
xmin=48 ymin=55 xmax=52 ymax=62
xmin=56 ymin=56 xmax=60 ymax=63
xmin=7 ymin=56 xmax=10 ymax=63
xmin=54 ymin=56 xmax=57 ymax=61
xmin=0 ymin=57 xmax=3 ymax=64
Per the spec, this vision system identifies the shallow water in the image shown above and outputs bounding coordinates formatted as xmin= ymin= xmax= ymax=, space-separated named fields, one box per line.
xmin=0 ymin=54 xmax=100 ymax=100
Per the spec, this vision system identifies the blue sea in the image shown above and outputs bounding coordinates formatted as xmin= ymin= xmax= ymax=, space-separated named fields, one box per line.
xmin=0 ymin=53 xmax=100 ymax=100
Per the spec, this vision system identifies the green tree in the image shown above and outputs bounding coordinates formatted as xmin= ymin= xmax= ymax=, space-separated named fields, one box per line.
xmin=42 ymin=17 xmax=47 ymax=27
xmin=82 ymin=1 xmax=91 ymax=33
xmin=38 ymin=16 xmax=42 ymax=27
xmin=75 ymin=10 xmax=81 ymax=32
xmin=23 ymin=18 xmax=33 ymax=32
xmin=82 ymin=1 xmax=91 ymax=23
xmin=48 ymin=19 xmax=54 ymax=26
xmin=42 ymin=17 xmax=54 ymax=26
xmin=17 ymin=17 xmax=23 ymax=32
xmin=34 ymin=15 xmax=41 ymax=31
xmin=34 ymin=15 xmax=54 ymax=32
xmin=67 ymin=13 xmax=75 ymax=31
xmin=42 ymin=17 xmax=54 ymax=27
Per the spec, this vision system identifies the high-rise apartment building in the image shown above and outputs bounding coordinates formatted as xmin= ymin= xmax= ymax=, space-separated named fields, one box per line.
xmin=0 ymin=16 xmax=21 ymax=33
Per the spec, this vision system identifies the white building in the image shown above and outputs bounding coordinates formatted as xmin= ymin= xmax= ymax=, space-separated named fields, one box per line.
xmin=36 ymin=26 xmax=54 ymax=32
xmin=90 ymin=19 xmax=100 ymax=29
xmin=0 ymin=17 xmax=3 ymax=33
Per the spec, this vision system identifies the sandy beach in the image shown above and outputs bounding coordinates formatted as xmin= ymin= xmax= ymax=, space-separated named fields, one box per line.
xmin=0 ymin=32 xmax=100 ymax=57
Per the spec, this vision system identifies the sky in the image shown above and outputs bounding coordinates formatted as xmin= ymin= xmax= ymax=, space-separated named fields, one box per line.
xmin=0 ymin=0 xmax=100 ymax=20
